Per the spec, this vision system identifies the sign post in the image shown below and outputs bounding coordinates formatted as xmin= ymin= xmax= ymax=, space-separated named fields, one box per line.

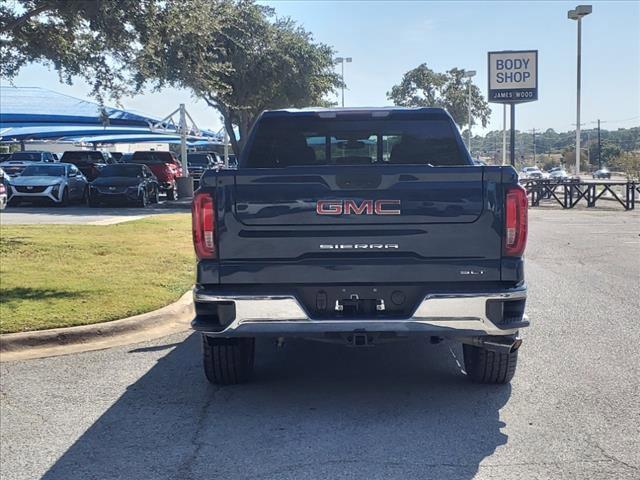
xmin=488 ymin=50 xmax=538 ymax=166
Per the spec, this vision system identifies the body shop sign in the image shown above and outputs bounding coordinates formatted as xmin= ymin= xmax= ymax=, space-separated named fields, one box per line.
xmin=488 ymin=50 xmax=538 ymax=103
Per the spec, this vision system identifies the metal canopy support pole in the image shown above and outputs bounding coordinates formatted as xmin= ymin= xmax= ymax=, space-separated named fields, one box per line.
xmin=510 ymin=104 xmax=516 ymax=166
xmin=223 ymin=126 xmax=229 ymax=168
xmin=502 ymin=104 xmax=507 ymax=165
xmin=179 ymin=103 xmax=188 ymax=177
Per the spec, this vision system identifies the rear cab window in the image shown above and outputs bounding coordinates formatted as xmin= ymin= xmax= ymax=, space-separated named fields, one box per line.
xmin=131 ymin=151 xmax=176 ymax=165
xmin=243 ymin=111 xmax=469 ymax=168
xmin=61 ymin=151 xmax=105 ymax=165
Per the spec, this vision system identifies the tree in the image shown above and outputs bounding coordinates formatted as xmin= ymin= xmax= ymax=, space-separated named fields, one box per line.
xmin=137 ymin=2 xmax=341 ymax=154
xmin=1 ymin=0 xmax=154 ymax=103
xmin=2 ymin=1 xmax=340 ymax=155
xmin=612 ymin=151 xmax=640 ymax=179
xmin=387 ymin=64 xmax=491 ymax=129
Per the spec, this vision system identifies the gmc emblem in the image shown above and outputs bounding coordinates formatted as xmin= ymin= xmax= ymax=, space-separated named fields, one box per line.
xmin=316 ymin=199 xmax=401 ymax=215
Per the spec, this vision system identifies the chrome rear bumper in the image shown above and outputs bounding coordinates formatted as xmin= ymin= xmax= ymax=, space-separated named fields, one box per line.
xmin=193 ymin=287 xmax=528 ymax=338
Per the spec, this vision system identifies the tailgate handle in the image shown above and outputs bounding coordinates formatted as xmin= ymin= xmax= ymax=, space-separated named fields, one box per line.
xmin=336 ymin=173 xmax=381 ymax=189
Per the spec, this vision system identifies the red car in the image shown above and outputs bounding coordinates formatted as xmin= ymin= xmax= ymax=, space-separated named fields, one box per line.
xmin=128 ymin=151 xmax=183 ymax=200
xmin=60 ymin=150 xmax=116 ymax=181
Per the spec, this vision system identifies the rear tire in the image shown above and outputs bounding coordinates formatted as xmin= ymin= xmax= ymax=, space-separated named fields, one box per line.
xmin=136 ymin=190 xmax=148 ymax=208
xmin=152 ymin=187 xmax=160 ymax=203
xmin=202 ymin=335 xmax=255 ymax=385
xmin=166 ymin=184 xmax=178 ymax=201
xmin=463 ymin=344 xmax=518 ymax=384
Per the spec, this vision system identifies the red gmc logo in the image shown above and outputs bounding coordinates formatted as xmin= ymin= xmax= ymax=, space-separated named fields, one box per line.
xmin=316 ymin=199 xmax=401 ymax=215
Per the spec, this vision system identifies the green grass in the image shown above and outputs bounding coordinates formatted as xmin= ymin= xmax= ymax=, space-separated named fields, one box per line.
xmin=0 ymin=214 xmax=195 ymax=334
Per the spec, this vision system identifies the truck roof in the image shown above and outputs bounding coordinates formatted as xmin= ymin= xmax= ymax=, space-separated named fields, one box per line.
xmin=261 ymin=107 xmax=451 ymax=118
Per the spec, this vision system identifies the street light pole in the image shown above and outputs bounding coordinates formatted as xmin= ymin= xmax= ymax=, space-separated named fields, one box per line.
xmin=463 ymin=70 xmax=476 ymax=156
xmin=568 ymin=5 xmax=592 ymax=176
xmin=336 ymin=57 xmax=352 ymax=107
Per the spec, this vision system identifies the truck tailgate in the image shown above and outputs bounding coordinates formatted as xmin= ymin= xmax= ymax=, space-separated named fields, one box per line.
xmin=207 ymin=166 xmax=506 ymax=284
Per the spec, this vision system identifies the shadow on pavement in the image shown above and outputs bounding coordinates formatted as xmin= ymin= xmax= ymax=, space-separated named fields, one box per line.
xmin=42 ymin=334 xmax=511 ymax=480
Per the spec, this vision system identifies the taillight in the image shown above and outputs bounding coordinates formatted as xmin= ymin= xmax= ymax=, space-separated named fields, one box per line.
xmin=504 ymin=185 xmax=528 ymax=256
xmin=192 ymin=192 xmax=216 ymax=259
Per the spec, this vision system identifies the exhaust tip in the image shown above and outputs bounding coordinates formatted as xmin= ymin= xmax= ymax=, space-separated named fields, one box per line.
xmin=510 ymin=338 xmax=523 ymax=353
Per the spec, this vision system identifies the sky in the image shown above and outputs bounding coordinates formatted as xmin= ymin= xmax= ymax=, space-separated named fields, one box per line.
xmin=3 ymin=0 xmax=639 ymax=135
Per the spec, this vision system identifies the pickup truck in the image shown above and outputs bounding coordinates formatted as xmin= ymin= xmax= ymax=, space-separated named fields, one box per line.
xmin=191 ymin=107 xmax=529 ymax=385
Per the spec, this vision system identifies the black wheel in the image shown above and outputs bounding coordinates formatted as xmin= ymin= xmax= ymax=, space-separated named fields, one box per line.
xmin=166 ymin=185 xmax=178 ymax=201
xmin=463 ymin=344 xmax=518 ymax=384
xmin=202 ymin=335 xmax=255 ymax=385
xmin=152 ymin=187 xmax=160 ymax=203
xmin=136 ymin=189 xmax=148 ymax=208
xmin=57 ymin=188 xmax=69 ymax=207
xmin=81 ymin=186 xmax=88 ymax=204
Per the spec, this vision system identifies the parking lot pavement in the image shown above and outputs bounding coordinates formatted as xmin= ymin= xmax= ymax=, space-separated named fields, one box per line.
xmin=0 ymin=202 xmax=188 ymax=225
xmin=1 ymin=209 xmax=639 ymax=480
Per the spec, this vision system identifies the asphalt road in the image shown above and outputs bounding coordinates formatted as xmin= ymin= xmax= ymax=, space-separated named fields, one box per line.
xmin=1 ymin=208 xmax=639 ymax=480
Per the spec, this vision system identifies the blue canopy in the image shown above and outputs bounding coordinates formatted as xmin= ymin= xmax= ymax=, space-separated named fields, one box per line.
xmin=0 ymin=86 xmax=159 ymax=126
xmin=0 ymin=86 xmax=221 ymax=142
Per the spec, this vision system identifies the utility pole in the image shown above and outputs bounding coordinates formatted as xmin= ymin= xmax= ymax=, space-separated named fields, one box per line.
xmin=530 ymin=128 xmax=537 ymax=164
xmin=597 ymin=118 xmax=601 ymax=168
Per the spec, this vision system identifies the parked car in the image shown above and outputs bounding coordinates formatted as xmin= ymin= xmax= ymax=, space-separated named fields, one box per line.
xmin=592 ymin=167 xmax=611 ymax=179
xmin=0 ymin=150 xmax=58 ymax=176
xmin=192 ymin=107 xmax=529 ymax=385
xmin=60 ymin=150 xmax=115 ymax=181
xmin=127 ymin=151 xmax=183 ymax=200
xmin=89 ymin=163 xmax=160 ymax=207
xmin=549 ymin=168 xmax=570 ymax=181
xmin=0 ymin=160 xmax=31 ymax=176
xmin=0 ymin=168 xmax=7 ymax=210
xmin=520 ymin=166 xmax=543 ymax=179
xmin=187 ymin=153 xmax=217 ymax=182
xmin=0 ymin=153 xmax=12 ymax=162
xmin=7 ymin=151 xmax=57 ymax=163
xmin=6 ymin=163 xmax=87 ymax=206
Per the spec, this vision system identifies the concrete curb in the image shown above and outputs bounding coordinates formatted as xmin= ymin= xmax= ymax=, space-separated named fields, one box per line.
xmin=0 ymin=290 xmax=194 ymax=362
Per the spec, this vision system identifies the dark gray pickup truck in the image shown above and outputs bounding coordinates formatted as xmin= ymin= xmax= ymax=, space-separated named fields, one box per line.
xmin=191 ymin=107 xmax=529 ymax=385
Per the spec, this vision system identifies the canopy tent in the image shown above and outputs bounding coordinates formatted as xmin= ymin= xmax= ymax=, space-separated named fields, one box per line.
xmin=56 ymin=134 xmax=224 ymax=145
xmin=1 ymin=86 xmax=158 ymax=126
xmin=0 ymin=86 xmax=221 ymax=143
